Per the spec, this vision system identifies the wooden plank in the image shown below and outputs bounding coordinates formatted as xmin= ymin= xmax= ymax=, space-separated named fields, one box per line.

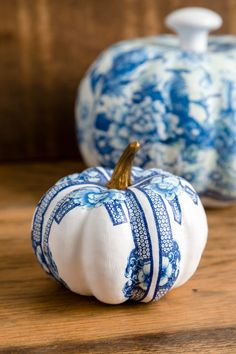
xmin=2 ymin=328 xmax=236 ymax=354
xmin=0 ymin=161 xmax=236 ymax=352
xmin=0 ymin=0 xmax=235 ymax=161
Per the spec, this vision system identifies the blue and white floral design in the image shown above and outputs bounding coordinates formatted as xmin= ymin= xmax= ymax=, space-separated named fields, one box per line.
xmin=57 ymin=167 xmax=111 ymax=186
xmin=123 ymin=249 xmax=151 ymax=298
xmin=76 ymin=35 xmax=236 ymax=203
xmin=145 ymin=175 xmax=180 ymax=201
xmin=54 ymin=186 xmax=127 ymax=226
xmin=68 ymin=187 xmax=126 ymax=209
xmin=159 ymin=256 xmax=173 ymax=286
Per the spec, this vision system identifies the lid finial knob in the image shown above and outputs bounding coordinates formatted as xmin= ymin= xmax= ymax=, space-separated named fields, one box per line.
xmin=165 ymin=7 xmax=222 ymax=53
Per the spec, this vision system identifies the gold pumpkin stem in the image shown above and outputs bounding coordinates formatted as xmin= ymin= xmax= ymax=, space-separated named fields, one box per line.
xmin=106 ymin=141 xmax=140 ymax=190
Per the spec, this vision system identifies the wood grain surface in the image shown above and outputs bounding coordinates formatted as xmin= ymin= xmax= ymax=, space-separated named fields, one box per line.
xmin=0 ymin=161 xmax=236 ymax=353
xmin=1 ymin=0 xmax=236 ymax=161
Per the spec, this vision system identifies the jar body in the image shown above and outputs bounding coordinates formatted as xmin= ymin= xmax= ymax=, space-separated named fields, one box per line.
xmin=76 ymin=35 xmax=236 ymax=205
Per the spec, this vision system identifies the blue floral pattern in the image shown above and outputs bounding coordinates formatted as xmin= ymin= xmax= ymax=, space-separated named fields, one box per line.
xmin=144 ymin=175 xmax=181 ymax=201
xmin=57 ymin=167 xmax=111 ymax=186
xmin=76 ymin=35 xmax=236 ymax=203
xmin=54 ymin=187 xmax=127 ymax=226
xmin=159 ymin=256 xmax=173 ymax=287
xmin=123 ymin=249 xmax=151 ymax=298
xmin=66 ymin=187 xmax=125 ymax=208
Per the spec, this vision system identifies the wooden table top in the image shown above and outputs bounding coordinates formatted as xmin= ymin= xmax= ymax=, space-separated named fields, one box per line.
xmin=1 ymin=161 xmax=236 ymax=353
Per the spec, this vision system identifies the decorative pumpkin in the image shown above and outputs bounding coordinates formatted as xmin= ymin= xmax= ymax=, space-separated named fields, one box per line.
xmin=32 ymin=142 xmax=207 ymax=304
xmin=76 ymin=7 xmax=236 ymax=206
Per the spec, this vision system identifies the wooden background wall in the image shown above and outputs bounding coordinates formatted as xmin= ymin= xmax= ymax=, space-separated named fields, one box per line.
xmin=1 ymin=0 xmax=236 ymax=161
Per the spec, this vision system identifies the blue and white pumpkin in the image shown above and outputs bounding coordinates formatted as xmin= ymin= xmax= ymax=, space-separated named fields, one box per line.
xmin=76 ymin=7 xmax=236 ymax=206
xmin=31 ymin=142 xmax=207 ymax=304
